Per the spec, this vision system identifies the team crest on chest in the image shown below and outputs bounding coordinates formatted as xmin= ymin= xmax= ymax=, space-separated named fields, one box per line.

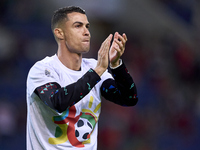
xmin=45 ymin=69 xmax=51 ymax=77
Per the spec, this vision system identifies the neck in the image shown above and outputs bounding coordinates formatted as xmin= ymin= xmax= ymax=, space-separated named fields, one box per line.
xmin=57 ymin=43 xmax=82 ymax=71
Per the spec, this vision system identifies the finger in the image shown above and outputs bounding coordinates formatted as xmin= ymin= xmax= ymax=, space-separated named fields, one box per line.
xmin=108 ymin=34 xmax=113 ymax=40
xmin=103 ymin=34 xmax=113 ymax=49
xmin=105 ymin=34 xmax=113 ymax=43
xmin=100 ymin=34 xmax=113 ymax=57
xmin=117 ymin=33 xmax=126 ymax=45
xmin=114 ymin=39 xmax=124 ymax=50
xmin=122 ymin=33 xmax=127 ymax=41
xmin=105 ymin=34 xmax=113 ymax=51
xmin=107 ymin=34 xmax=113 ymax=46
xmin=112 ymin=46 xmax=121 ymax=53
xmin=101 ymin=34 xmax=111 ymax=48
xmin=114 ymin=32 xmax=118 ymax=40
xmin=101 ymin=34 xmax=112 ymax=49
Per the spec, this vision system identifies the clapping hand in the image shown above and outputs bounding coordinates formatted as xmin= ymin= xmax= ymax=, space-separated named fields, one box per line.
xmin=109 ymin=32 xmax=127 ymax=68
xmin=94 ymin=32 xmax=127 ymax=76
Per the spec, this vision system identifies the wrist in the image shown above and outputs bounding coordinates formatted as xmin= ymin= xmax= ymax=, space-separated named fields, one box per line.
xmin=94 ymin=67 xmax=106 ymax=77
xmin=110 ymin=60 xmax=120 ymax=68
xmin=110 ymin=59 xmax=122 ymax=69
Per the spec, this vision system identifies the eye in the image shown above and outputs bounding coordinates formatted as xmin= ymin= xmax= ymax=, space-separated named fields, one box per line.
xmin=86 ymin=24 xmax=90 ymax=29
xmin=86 ymin=25 xmax=90 ymax=29
xmin=75 ymin=24 xmax=81 ymax=28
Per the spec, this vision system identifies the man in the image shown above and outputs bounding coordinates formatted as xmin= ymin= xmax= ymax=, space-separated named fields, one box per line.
xmin=26 ymin=6 xmax=138 ymax=150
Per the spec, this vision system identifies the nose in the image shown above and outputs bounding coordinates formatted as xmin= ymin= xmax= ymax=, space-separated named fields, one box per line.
xmin=83 ymin=27 xmax=90 ymax=36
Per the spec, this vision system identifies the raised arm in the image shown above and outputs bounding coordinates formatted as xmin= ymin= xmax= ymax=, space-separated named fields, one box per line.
xmin=101 ymin=61 xmax=138 ymax=106
xmin=101 ymin=32 xmax=138 ymax=106
xmin=34 ymin=34 xmax=113 ymax=113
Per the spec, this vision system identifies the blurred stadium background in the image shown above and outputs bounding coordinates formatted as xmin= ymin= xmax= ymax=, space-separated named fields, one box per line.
xmin=0 ymin=0 xmax=200 ymax=149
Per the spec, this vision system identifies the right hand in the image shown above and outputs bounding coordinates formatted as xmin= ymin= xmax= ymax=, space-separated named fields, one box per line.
xmin=94 ymin=34 xmax=113 ymax=76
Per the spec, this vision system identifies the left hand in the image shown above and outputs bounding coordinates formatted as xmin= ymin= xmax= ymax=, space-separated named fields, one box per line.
xmin=109 ymin=32 xmax=127 ymax=68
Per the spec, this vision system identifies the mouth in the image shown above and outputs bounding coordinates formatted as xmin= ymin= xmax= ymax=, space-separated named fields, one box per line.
xmin=82 ymin=39 xmax=90 ymax=42
xmin=82 ymin=40 xmax=90 ymax=45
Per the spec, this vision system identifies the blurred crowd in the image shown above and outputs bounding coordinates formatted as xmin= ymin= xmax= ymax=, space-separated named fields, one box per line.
xmin=0 ymin=0 xmax=200 ymax=150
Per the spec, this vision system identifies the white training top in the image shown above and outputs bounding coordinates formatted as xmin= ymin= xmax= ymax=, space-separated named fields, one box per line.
xmin=26 ymin=54 xmax=113 ymax=150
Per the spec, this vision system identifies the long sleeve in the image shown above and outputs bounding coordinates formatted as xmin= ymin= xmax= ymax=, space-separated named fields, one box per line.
xmin=34 ymin=68 xmax=101 ymax=113
xmin=100 ymin=62 xmax=138 ymax=106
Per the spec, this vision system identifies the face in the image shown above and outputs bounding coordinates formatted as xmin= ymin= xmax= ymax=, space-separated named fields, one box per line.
xmin=62 ymin=12 xmax=91 ymax=54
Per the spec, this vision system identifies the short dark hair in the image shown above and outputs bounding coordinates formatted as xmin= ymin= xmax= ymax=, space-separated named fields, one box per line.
xmin=51 ymin=6 xmax=86 ymax=32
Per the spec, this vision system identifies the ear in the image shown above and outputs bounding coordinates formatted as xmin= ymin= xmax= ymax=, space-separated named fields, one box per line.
xmin=54 ymin=28 xmax=64 ymax=40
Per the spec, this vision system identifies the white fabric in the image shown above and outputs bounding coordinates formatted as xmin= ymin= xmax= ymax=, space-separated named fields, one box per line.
xmin=26 ymin=54 xmax=113 ymax=150
xmin=109 ymin=59 xmax=123 ymax=69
